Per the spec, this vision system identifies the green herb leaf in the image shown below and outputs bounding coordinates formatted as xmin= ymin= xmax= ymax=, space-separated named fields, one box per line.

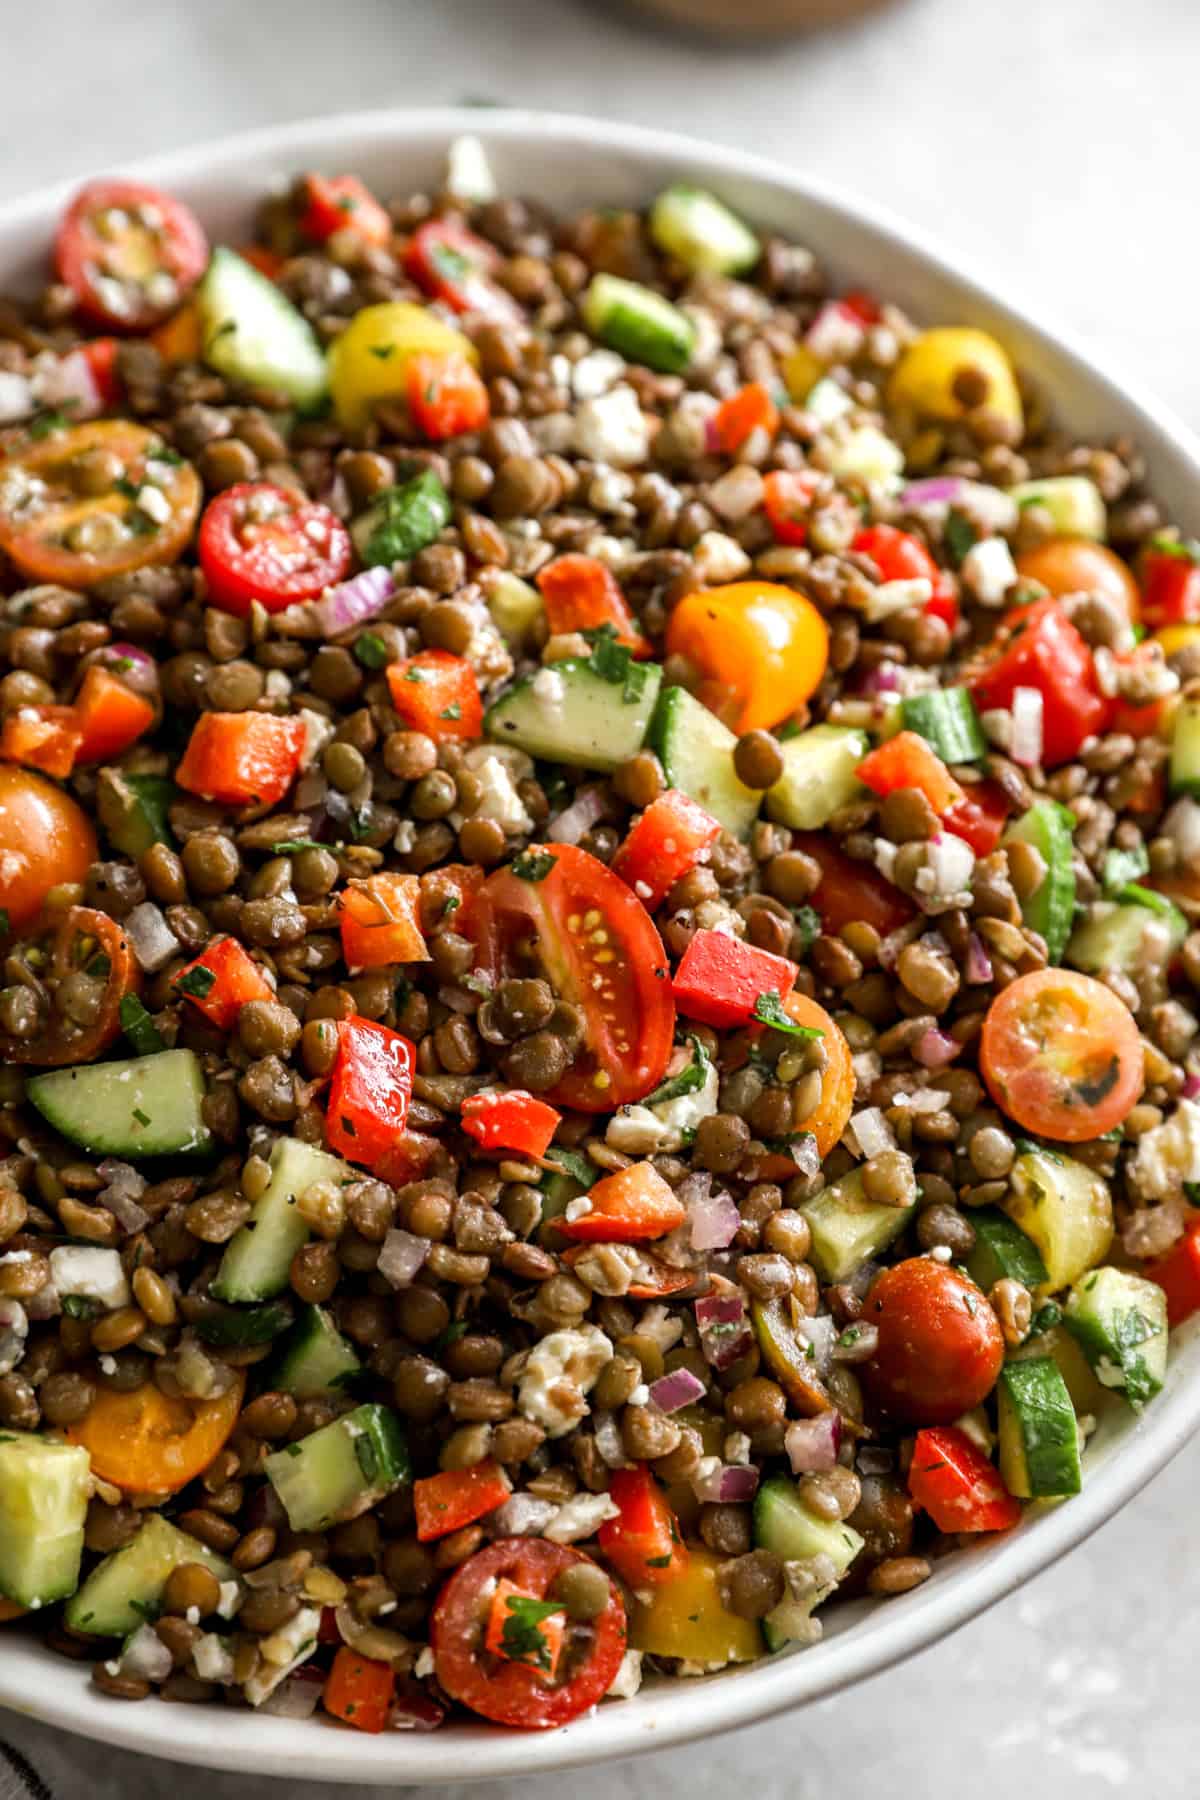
xmin=645 ymin=1036 xmax=712 ymax=1107
xmin=511 ymin=849 xmax=558 ymax=883
xmin=499 ymin=1595 xmax=564 ymax=1672
xmin=540 ymin=1147 xmax=598 ymax=1191
xmin=1148 ymin=531 xmax=1200 ymax=565
xmin=61 ymin=1295 xmax=101 ymax=1320
xmin=752 ymin=991 xmax=821 ymax=1037
xmin=1115 ymin=882 xmax=1186 ymax=924
xmin=175 ymin=964 xmax=217 ymax=999
xmin=119 ymin=993 xmax=165 ymax=1057
xmin=943 ymin=511 xmax=978 ymax=565
xmin=792 ymin=905 xmax=821 ymax=951
xmin=132 ymin=1106 xmax=151 ymax=1128
xmin=360 ymin=469 xmax=453 ymax=569
xmin=1102 ymin=844 xmax=1149 ymax=893
xmin=583 ymin=624 xmax=651 ymax=704
xmin=354 ymin=633 xmax=390 ymax=670
xmin=439 ymin=702 xmax=463 ymax=722
xmin=28 ymin=410 xmax=72 ymax=439
xmin=271 ymin=840 xmax=328 ymax=855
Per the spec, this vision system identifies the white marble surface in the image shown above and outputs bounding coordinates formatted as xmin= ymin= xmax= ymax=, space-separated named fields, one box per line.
xmin=2 ymin=1 xmax=1197 ymax=1792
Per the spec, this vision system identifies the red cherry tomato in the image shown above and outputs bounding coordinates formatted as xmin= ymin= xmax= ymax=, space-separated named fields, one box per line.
xmin=1016 ymin=538 xmax=1140 ymax=623
xmin=980 ymin=968 xmax=1144 ymax=1141
xmin=0 ymin=907 xmax=137 ymax=1068
xmin=792 ymin=832 xmax=914 ymax=937
xmin=762 ymin=470 xmax=821 ymax=547
xmin=478 ymin=844 xmax=674 ymax=1111
xmin=197 ymin=482 xmax=353 ymax=616
xmin=1139 ymin=540 xmax=1200 ymax=628
xmin=300 ymin=174 xmax=391 ymax=248
xmin=862 ymin=1258 xmax=1005 ymax=1425
xmin=55 ymin=180 xmax=208 ymax=332
xmin=403 ymin=219 xmax=522 ymax=324
xmin=430 ymin=1538 xmax=626 ymax=1729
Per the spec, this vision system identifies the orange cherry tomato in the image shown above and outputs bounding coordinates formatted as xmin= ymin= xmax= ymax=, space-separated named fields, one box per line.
xmin=783 ymin=992 xmax=854 ymax=1158
xmin=664 ymin=580 xmax=829 ymax=732
xmin=0 ymin=767 xmax=97 ymax=930
xmin=67 ymin=1373 xmax=246 ymax=1493
xmin=1016 ymin=538 xmax=1140 ymax=622
xmin=0 ymin=906 xmax=136 ymax=1067
xmin=980 ymin=968 xmax=1144 ymax=1141
xmin=0 ymin=421 xmax=201 ymax=588
xmin=862 ymin=1259 xmax=1004 ymax=1425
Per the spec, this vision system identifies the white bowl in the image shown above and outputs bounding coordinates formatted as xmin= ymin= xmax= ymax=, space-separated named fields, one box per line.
xmin=2 ymin=107 xmax=1199 ymax=1785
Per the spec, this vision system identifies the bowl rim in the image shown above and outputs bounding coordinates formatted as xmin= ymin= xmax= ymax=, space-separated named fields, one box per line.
xmin=2 ymin=104 xmax=1199 ymax=1786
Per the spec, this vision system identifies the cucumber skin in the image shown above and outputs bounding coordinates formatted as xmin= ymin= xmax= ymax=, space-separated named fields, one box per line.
xmin=1064 ymin=1267 xmax=1168 ymax=1410
xmin=966 ymin=1207 xmax=1049 ymax=1293
xmin=25 ymin=1049 xmax=211 ymax=1159
xmin=65 ymin=1514 xmax=233 ymax=1636
xmin=191 ymin=1298 xmax=294 ymax=1348
xmin=899 ymin=689 xmax=986 ymax=764
xmin=265 ymin=1403 xmax=410 ymax=1532
xmin=268 ymin=1304 xmax=363 ymax=1397
xmin=647 ymin=685 xmax=761 ymax=840
xmin=997 ymin=1357 xmax=1081 ymax=1499
xmin=1003 ymin=801 xmax=1076 ymax=964
xmin=198 ymin=248 xmax=327 ymax=410
xmin=582 ymin=275 xmax=695 ymax=374
xmin=212 ymin=1138 xmax=349 ymax=1304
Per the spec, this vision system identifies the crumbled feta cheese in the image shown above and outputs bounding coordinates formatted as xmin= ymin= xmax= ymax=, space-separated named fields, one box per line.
xmin=914 ymin=834 xmax=976 ymax=910
xmin=563 ymin=1196 xmax=593 ymax=1223
xmin=606 ymin=1053 xmax=719 ymax=1156
xmin=588 ymin=468 xmax=635 ymax=514
xmin=926 ymin=1244 xmax=952 ymax=1263
xmin=572 ymin=349 xmax=626 ymax=400
xmin=466 ymin=752 xmax=533 ymax=835
xmin=806 ymin=302 xmax=866 ymax=363
xmin=574 ymin=386 xmax=651 ymax=468
xmin=960 ymin=535 xmax=1017 ymax=606
xmin=606 ymin=1649 xmax=643 ymax=1700
xmin=691 ymin=530 xmax=751 ymax=584
xmin=517 ymin=1324 xmax=613 ymax=1437
xmin=531 ymin=666 xmax=567 ymax=708
xmin=803 ymin=377 xmax=854 ymax=424
xmin=245 ymin=1606 xmax=322 ymax=1706
xmin=824 ymin=424 xmax=905 ymax=491
xmin=680 ymin=304 xmax=721 ymax=369
xmin=48 ymin=1246 xmax=131 ymax=1311
xmin=1129 ymin=1098 xmax=1200 ymax=1199
xmin=216 ymin=1581 xmax=242 ymax=1620
xmin=117 ymin=1624 xmax=172 ymax=1683
xmin=626 ymin=1384 xmax=650 ymax=1408
xmin=192 ymin=1633 xmax=236 ymax=1683
xmin=135 ymin=484 xmax=171 ymax=526
xmin=414 ymin=1645 xmax=436 ymax=1680
xmin=724 ymin=1431 xmax=752 ymax=1465
xmin=0 ymin=1299 xmax=28 ymax=1376
xmin=543 ymin=1492 xmax=621 ymax=1543
xmin=444 ymin=134 xmax=497 ymax=203
xmin=634 ymin=1304 xmax=685 ymax=1354
xmin=263 ymin=669 xmax=292 ymax=701
xmin=863 ymin=577 xmax=932 ymax=623
xmin=185 ymin=1605 xmax=201 ymax=1626
xmin=393 ymin=819 xmax=417 ymax=854
xmin=0 ymin=372 xmax=34 ymax=424
xmin=298 ymin=707 xmax=335 ymax=770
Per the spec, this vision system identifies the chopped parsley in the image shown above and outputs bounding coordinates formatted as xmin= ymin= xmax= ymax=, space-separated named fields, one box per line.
xmin=439 ymin=702 xmax=463 ymax=722
xmin=271 ymin=840 xmax=328 ymax=855
xmin=1102 ymin=844 xmax=1150 ymax=893
xmin=354 ymin=632 xmax=390 ymax=670
xmin=584 ymin=624 xmax=651 ymax=704
xmin=175 ymin=964 xmax=217 ymax=999
xmin=792 ymin=905 xmax=821 ymax=952
xmin=29 ymin=410 xmax=73 ymax=439
xmin=943 ymin=511 xmax=978 ymax=565
xmin=61 ymin=1295 xmax=101 ymax=1321
xmin=499 ymin=1595 xmax=564 ymax=1672
xmin=132 ymin=1107 xmax=151 ymax=1128
xmin=510 ymin=849 xmax=558 ymax=883
xmin=752 ymin=991 xmax=823 ymax=1037
xmin=119 ymin=993 xmax=164 ymax=1057
xmin=541 ymin=1147 xmax=598 ymax=1191
xmin=645 ymin=1036 xmax=711 ymax=1106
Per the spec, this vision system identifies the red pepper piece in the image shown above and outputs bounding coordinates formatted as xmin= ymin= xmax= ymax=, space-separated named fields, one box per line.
xmin=385 ymin=650 xmax=482 ymax=742
xmin=175 ymin=936 xmax=274 ymax=1033
xmin=597 ymin=1466 xmax=689 ymax=1586
xmin=535 ymin=554 xmax=651 ymax=657
xmin=708 ymin=382 xmax=779 ymax=454
xmin=326 ymin=1016 xmax=416 ymax=1170
xmin=856 ymin=730 xmax=963 ymax=815
xmin=610 ymin=789 xmax=722 ymax=911
xmin=460 ymin=1089 xmax=561 ymax=1160
xmin=300 ymin=174 xmax=391 ymax=247
xmin=414 ymin=1460 xmax=512 ymax=1542
xmin=907 ymin=1425 xmax=1022 ymax=1533
xmin=559 ymin=1161 xmax=686 ymax=1243
xmin=1146 ymin=1219 xmax=1200 ymax=1327
xmin=672 ymin=927 xmax=797 ymax=1030
xmin=176 ymin=711 xmax=306 ymax=808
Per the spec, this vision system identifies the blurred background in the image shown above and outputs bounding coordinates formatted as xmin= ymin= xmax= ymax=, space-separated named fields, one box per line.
xmin=4 ymin=0 xmax=1198 ymax=1794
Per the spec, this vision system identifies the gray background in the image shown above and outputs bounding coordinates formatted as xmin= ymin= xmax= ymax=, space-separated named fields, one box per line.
xmin=3 ymin=0 xmax=1198 ymax=1793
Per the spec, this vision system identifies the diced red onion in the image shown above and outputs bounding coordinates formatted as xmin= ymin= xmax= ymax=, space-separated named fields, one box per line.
xmin=40 ymin=347 xmax=105 ymax=418
xmin=260 ymin=1668 xmax=324 ymax=1719
xmin=847 ymin=1107 xmax=893 ymax=1158
xmin=0 ymin=371 xmax=34 ymax=424
xmin=124 ymin=902 xmax=181 ymax=974
xmin=1010 ymin=686 xmax=1044 ymax=768
xmin=797 ymin=1313 xmax=836 ymax=1374
xmin=692 ymin=1460 xmax=760 ymax=1504
xmin=903 ymin=1086 xmax=952 ymax=1114
xmin=688 ymin=1185 xmax=741 ymax=1252
xmin=695 ymin=1292 xmax=753 ymax=1370
xmin=119 ymin=1623 xmax=174 ymax=1683
xmin=900 ymin=476 xmax=968 ymax=510
xmin=913 ymin=1028 xmax=960 ymax=1070
xmin=592 ymin=1410 xmax=630 ymax=1469
xmin=1183 ymin=1074 xmax=1200 ymax=1100
xmin=377 ymin=1228 xmax=429 ymax=1290
xmin=547 ymin=784 xmax=609 ymax=846
xmin=87 ymin=642 xmax=160 ymax=700
xmin=388 ymin=1688 xmax=446 ymax=1732
xmin=901 ymin=478 xmax=1017 ymax=533
xmin=648 ymin=1367 xmax=706 ymax=1414
xmin=784 ymin=1412 xmax=842 ymax=1475
xmin=965 ymin=933 xmax=994 ymax=985
xmin=312 ymin=566 xmax=395 ymax=638
xmin=854 ymin=662 xmax=904 ymax=697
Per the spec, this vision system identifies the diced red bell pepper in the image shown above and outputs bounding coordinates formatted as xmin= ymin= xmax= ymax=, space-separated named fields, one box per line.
xmin=326 ymin=1015 xmax=416 ymax=1170
xmin=762 ymin=470 xmax=821 ymax=547
xmin=707 ymin=382 xmax=779 ymax=454
xmin=672 ymin=927 xmax=797 ymax=1030
xmin=461 ymin=1089 xmax=561 ymax=1160
xmin=300 ymin=174 xmax=392 ymax=247
xmin=407 ymin=352 xmax=490 ymax=440
xmin=966 ymin=598 xmax=1107 ymax=768
xmin=793 ymin=832 xmax=914 ymax=937
xmin=386 ymin=650 xmax=482 ymax=743
xmin=0 ymin=706 xmax=82 ymax=779
xmin=339 ymin=873 xmax=429 ymax=972
xmin=942 ymin=779 xmax=1010 ymax=856
xmin=535 ymin=555 xmax=651 ymax=657
xmin=1146 ymin=1219 xmax=1200 ymax=1327
xmin=907 ymin=1426 xmax=1022 ymax=1533
xmin=413 ymin=1459 xmax=512 ymax=1542
xmin=237 ymin=245 xmax=286 ymax=282
xmin=1106 ymin=643 xmax=1173 ymax=740
xmin=559 ymin=1161 xmax=686 ymax=1243
xmin=597 ymin=1466 xmax=689 ymax=1586
xmin=610 ymin=789 xmax=722 ymax=911
xmin=484 ymin=1578 xmax=567 ymax=1682
xmin=176 ymin=711 xmax=306 ymax=807
xmin=403 ymin=218 xmax=522 ymax=323
xmin=1139 ymin=540 xmax=1200 ymax=629
xmin=175 ymin=936 xmax=275 ymax=1033
xmin=856 ymin=730 xmax=964 ymax=816
xmin=323 ymin=1646 xmax=395 ymax=1735
xmin=74 ymin=336 xmax=121 ymax=410
xmin=73 ymin=665 xmax=155 ymax=763
xmin=841 ymin=288 xmax=881 ymax=326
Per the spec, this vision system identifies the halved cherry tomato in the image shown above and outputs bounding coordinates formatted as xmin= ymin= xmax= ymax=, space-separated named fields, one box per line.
xmin=197 ymin=482 xmax=352 ymax=617
xmin=980 ymin=967 xmax=1144 ymax=1140
xmin=665 ymin=581 xmax=829 ymax=733
xmin=707 ymin=382 xmax=779 ymax=454
xmin=66 ymin=1372 xmax=245 ymax=1493
xmin=478 ymin=844 xmax=674 ymax=1110
xmin=404 ymin=219 xmax=522 ymax=323
xmin=942 ymin=779 xmax=1011 ymax=856
xmin=0 ymin=767 xmax=97 ymax=930
xmin=536 ymin=555 xmax=651 ymax=657
xmin=484 ymin=1579 xmax=566 ymax=1682
xmin=853 ymin=523 xmax=960 ymax=630
xmin=300 ymin=174 xmax=391 ymax=248
xmin=908 ymin=1425 xmax=1021 ymax=1532
xmin=1146 ymin=1218 xmax=1200 ymax=1327
xmin=598 ymin=1465 xmax=689 ymax=1586
xmin=559 ymin=1161 xmax=685 ymax=1242
xmin=430 ymin=1538 xmax=626 ymax=1729
xmin=0 ymin=421 xmax=201 ymax=587
xmin=862 ymin=1259 xmax=1004 ymax=1425
xmin=406 ymin=353 xmax=490 ymax=440
xmin=966 ymin=598 xmax=1107 ymax=768
xmin=176 ymin=712 xmax=306 ymax=808
xmin=0 ymin=706 xmax=82 ymax=779
xmin=779 ymin=991 xmax=854 ymax=1159
xmin=792 ymin=832 xmax=914 ymax=937
xmin=610 ymin=789 xmax=721 ymax=911
xmin=762 ymin=470 xmax=821 ymax=547
xmin=460 ymin=1090 xmax=561 ymax=1160
xmin=339 ymin=872 xmax=429 ymax=971
xmin=322 ymin=1646 xmax=394 ymax=1734
xmin=1139 ymin=538 xmax=1200 ymax=629
xmin=414 ymin=1460 xmax=512 ymax=1543
xmin=385 ymin=651 xmax=483 ymax=742
xmin=1016 ymin=537 xmax=1140 ymax=622
xmin=0 ymin=906 xmax=136 ymax=1067
xmin=54 ymin=180 xmax=208 ymax=331
xmin=72 ymin=665 xmax=156 ymax=763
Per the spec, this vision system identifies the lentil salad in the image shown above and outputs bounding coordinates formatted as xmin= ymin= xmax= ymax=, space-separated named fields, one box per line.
xmin=0 ymin=141 xmax=1197 ymax=1736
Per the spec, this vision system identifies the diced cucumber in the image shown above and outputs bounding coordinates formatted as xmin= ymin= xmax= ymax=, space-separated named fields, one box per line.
xmin=1010 ymin=1320 xmax=1108 ymax=1415
xmin=212 ymin=1137 xmax=352 ymax=1304
xmin=264 ymin=1402 xmax=410 ymax=1532
xmin=197 ymin=247 xmax=327 ymax=409
xmin=485 ymin=657 xmax=661 ymax=772
xmin=648 ymin=185 xmax=760 ymax=275
xmin=824 ymin=424 xmax=905 ymax=492
xmin=96 ymin=771 xmax=175 ymax=858
xmin=191 ymin=1298 xmax=294 ymax=1348
xmin=1169 ymin=697 xmax=1200 ymax=797
xmin=1064 ymin=1266 xmax=1169 ymax=1410
xmin=269 ymin=1304 xmax=363 ymax=1397
xmin=996 ymin=1357 xmax=1081 ymax=1499
xmin=1002 ymin=800 xmax=1076 ymax=964
xmin=0 ymin=1433 xmax=91 ymax=1607
xmin=484 ymin=571 xmax=543 ymax=648
xmin=753 ymin=1475 xmax=863 ymax=1651
xmin=803 ymin=378 xmax=855 ymax=424
xmin=764 ymin=724 xmax=867 ymax=830
xmin=1067 ymin=894 xmax=1187 ymax=975
xmin=1002 ymin=1148 xmax=1113 ymax=1294
xmin=352 ymin=469 xmax=453 ymax=568
xmin=65 ymin=1514 xmax=233 ymax=1636
xmin=800 ymin=1167 xmax=915 ymax=1283
xmin=899 ymin=689 xmax=986 ymax=765
xmin=648 ymin=684 xmax=760 ymax=840
xmin=1008 ymin=477 xmax=1106 ymax=541
xmin=1101 ymin=843 xmax=1149 ymax=893
xmin=581 ymin=274 xmax=696 ymax=375
xmin=25 ymin=1049 xmax=210 ymax=1158
xmin=966 ymin=1207 xmax=1049 ymax=1293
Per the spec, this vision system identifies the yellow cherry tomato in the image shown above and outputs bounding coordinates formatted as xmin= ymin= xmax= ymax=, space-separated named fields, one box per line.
xmin=888 ymin=326 xmax=1023 ymax=432
xmin=327 ymin=302 xmax=478 ymax=432
xmin=628 ymin=1547 xmax=762 ymax=1665
xmin=781 ymin=342 xmax=824 ymax=404
xmin=1016 ymin=537 xmax=1140 ymax=622
xmin=1154 ymin=622 xmax=1200 ymax=658
xmin=665 ymin=580 xmax=829 ymax=733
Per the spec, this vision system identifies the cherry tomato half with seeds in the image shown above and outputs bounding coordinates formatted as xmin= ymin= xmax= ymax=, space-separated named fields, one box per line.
xmin=478 ymin=843 xmax=675 ymax=1111
xmin=0 ymin=420 xmax=201 ymax=587
xmin=430 ymin=1537 xmax=627 ymax=1730
xmin=979 ymin=967 xmax=1144 ymax=1140
xmin=55 ymin=180 xmax=208 ymax=332
xmin=0 ymin=905 xmax=137 ymax=1067
xmin=198 ymin=481 xmax=353 ymax=617
xmin=862 ymin=1258 xmax=1005 ymax=1426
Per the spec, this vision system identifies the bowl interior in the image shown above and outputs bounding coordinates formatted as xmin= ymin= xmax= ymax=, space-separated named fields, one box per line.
xmin=1 ymin=107 xmax=1199 ymax=1786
